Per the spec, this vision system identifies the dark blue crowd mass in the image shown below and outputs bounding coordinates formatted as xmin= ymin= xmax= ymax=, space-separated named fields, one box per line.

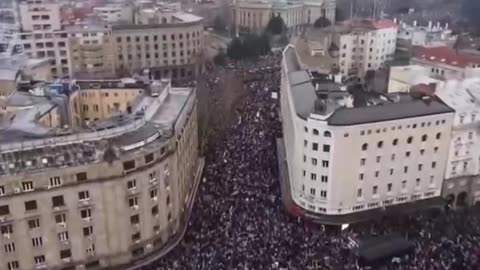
xmin=140 ymin=55 xmax=480 ymax=270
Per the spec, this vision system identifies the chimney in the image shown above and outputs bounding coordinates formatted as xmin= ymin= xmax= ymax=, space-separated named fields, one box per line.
xmin=413 ymin=20 xmax=417 ymax=27
xmin=436 ymin=22 xmax=441 ymax=30
xmin=445 ymin=22 xmax=449 ymax=30
xmin=393 ymin=18 xmax=397 ymax=24
xmin=428 ymin=21 xmax=432 ymax=30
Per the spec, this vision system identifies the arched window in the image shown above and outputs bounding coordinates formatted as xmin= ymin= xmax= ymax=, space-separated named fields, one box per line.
xmin=377 ymin=141 xmax=383 ymax=148
xmin=362 ymin=143 xmax=368 ymax=151
xmin=436 ymin=132 xmax=441 ymax=140
xmin=407 ymin=136 xmax=413 ymax=144
xmin=422 ymin=134 xmax=428 ymax=142
xmin=313 ymin=129 xmax=319 ymax=135
xmin=324 ymin=131 xmax=331 ymax=137
xmin=392 ymin=139 xmax=398 ymax=146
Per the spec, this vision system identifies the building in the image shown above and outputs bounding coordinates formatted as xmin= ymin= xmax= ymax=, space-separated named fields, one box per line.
xmin=66 ymin=24 xmax=116 ymax=79
xmin=388 ymin=65 xmax=440 ymax=93
xmin=0 ymin=78 xmax=202 ymax=269
xmin=396 ymin=20 xmax=456 ymax=53
xmin=411 ymin=46 xmax=480 ymax=80
xmin=279 ymin=45 xmax=454 ymax=224
xmin=233 ymin=0 xmax=336 ymax=33
xmin=112 ymin=12 xmax=204 ymax=82
xmin=92 ymin=4 xmax=134 ymax=24
xmin=295 ymin=19 xmax=397 ymax=81
xmin=435 ymin=79 xmax=480 ymax=207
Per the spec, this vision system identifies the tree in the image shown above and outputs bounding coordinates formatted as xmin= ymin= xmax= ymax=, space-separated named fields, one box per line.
xmin=227 ymin=37 xmax=246 ymax=60
xmin=213 ymin=49 xmax=227 ymax=66
xmin=213 ymin=15 xmax=226 ymax=32
xmin=266 ymin=15 xmax=286 ymax=35
xmin=314 ymin=17 xmax=332 ymax=28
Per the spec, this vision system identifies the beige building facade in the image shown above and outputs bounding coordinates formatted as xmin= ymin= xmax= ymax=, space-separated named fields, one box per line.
xmin=0 ymin=79 xmax=202 ymax=270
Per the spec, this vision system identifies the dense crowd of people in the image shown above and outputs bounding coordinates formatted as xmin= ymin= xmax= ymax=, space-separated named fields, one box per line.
xmin=141 ymin=55 xmax=480 ymax=270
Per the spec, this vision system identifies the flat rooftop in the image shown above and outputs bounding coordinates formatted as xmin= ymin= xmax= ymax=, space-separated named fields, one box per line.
xmin=282 ymin=45 xmax=453 ymax=124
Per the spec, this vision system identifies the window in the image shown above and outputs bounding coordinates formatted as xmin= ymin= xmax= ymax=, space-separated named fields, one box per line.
xmin=130 ymin=214 xmax=140 ymax=225
xmin=404 ymin=166 xmax=408 ymax=173
xmin=323 ymin=145 xmax=330 ymax=152
xmin=123 ymin=160 xmax=136 ymax=170
xmin=420 ymin=149 xmax=425 ymax=155
xmin=127 ymin=179 xmax=137 ymax=190
xmin=401 ymin=180 xmax=407 ymax=189
xmin=0 ymin=186 xmax=4 ymax=196
xmin=418 ymin=164 xmax=423 ymax=171
xmin=129 ymin=197 xmax=138 ymax=207
xmin=436 ymin=133 xmax=441 ymax=139
xmin=359 ymin=173 xmax=364 ymax=180
xmin=406 ymin=151 xmax=410 ymax=157
xmin=166 ymin=195 xmax=170 ymax=206
xmin=416 ymin=178 xmax=421 ymax=186
xmin=83 ymin=226 xmax=93 ymax=236
xmin=324 ymin=131 xmax=331 ymax=137
xmin=52 ymin=196 xmax=65 ymax=207
xmin=22 ymin=181 xmax=34 ymax=191
xmin=145 ymin=153 xmax=154 ymax=163
xmin=150 ymin=189 xmax=157 ymax=199
xmin=373 ymin=186 xmax=378 ymax=195
xmin=0 ymin=205 xmax=9 ymax=216
xmin=376 ymin=156 xmax=381 ymax=163
xmin=32 ymin=237 xmax=43 ymax=247
xmin=132 ymin=232 xmax=141 ymax=241
xmin=391 ymin=154 xmax=395 ymax=161
xmin=58 ymin=231 xmax=69 ymax=241
xmin=312 ymin=143 xmax=318 ymax=151
xmin=311 ymin=158 xmax=318 ymax=165
xmin=151 ymin=206 xmax=159 ymax=216
xmin=1 ymin=224 xmax=12 ymax=235
xmin=407 ymin=136 xmax=413 ymax=144
xmin=76 ymin=172 xmax=87 ymax=182
xmin=310 ymin=188 xmax=316 ymax=196
xmin=313 ymin=129 xmax=319 ymax=135
xmin=25 ymin=200 xmax=37 ymax=211
xmin=28 ymin=218 xmax=40 ymax=229
xmin=322 ymin=160 xmax=329 ymax=167
xmin=321 ymin=175 xmax=328 ymax=183
xmin=362 ymin=143 xmax=368 ymax=151
xmin=79 ymin=190 xmax=90 ymax=201
xmin=320 ymin=190 xmax=327 ymax=198
xmin=4 ymin=243 xmax=15 ymax=253
xmin=7 ymin=261 xmax=19 ymax=270
xmin=55 ymin=214 xmax=67 ymax=224
xmin=360 ymin=158 xmax=366 ymax=166
xmin=357 ymin=188 xmax=362 ymax=197
xmin=387 ymin=183 xmax=392 ymax=192
xmin=310 ymin=173 xmax=317 ymax=181
xmin=468 ymin=132 xmax=473 ymax=140
xmin=49 ymin=176 xmax=61 ymax=187
xmin=432 ymin=162 xmax=437 ymax=169
xmin=80 ymin=209 xmax=92 ymax=219
xmin=421 ymin=134 xmax=428 ymax=142
xmin=377 ymin=141 xmax=383 ymax=148
xmin=392 ymin=139 xmax=398 ymax=146
xmin=34 ymin=255 xmax=45 ymax=265
xmin=434 ymin=147 xmax=439 ymax=153
xmin=60 ymin=249 xmax=72 ymax=259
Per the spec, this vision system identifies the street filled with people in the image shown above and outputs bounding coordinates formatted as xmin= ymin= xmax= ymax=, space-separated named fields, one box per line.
xmin=142 ymin=55 xmax=480 ymax=270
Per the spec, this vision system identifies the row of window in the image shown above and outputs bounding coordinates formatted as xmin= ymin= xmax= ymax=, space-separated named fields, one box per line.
xmin=303 ymin=127 xmax=331 ymax=137
xmin=361 ymin=133 xmax=442 ymax=151
xmin=352 ymin=191 xmax=436 ymax=211
xmin=357 ymin=176 xmax=435 ymax=198
xmin=303 ymin=140 xmax=330 ymax=152
xmin=360 ymin=120 xmax=447 ymax=136
xmin=116 ymin=32 xmax=201 ymax=43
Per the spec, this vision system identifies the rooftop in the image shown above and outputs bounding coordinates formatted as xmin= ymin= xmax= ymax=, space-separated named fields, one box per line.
xmin=413 ymin=46 xmax=480 ymax=68
xmin=435 ymin=79 xmax=480 ymax=110
xmin=282 ymin=45 xmax=453 ymax=125
xmin=0 ymin=78 xmax=195 ymax=176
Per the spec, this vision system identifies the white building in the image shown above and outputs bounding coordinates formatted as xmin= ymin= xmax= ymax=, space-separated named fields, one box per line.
xmin=388 ymin=65 xmax=440 ymax=93
xmin=280 ymin=45 xmax=454 ymax=223
xmin=396 ymin=20 xmax=456 ymax=52
xmin=19 ymin=0 xmax=61 ymax=32
xmin=93 ymin=4 xmax=134 ymax=24
xmin=296 ymin=19 xmax=397 ymax=81
xmin=233 ymin=0 xmax=336 ymax=33
xmin=435 ymin=79 xmax=480 ymax=207
xmin=412 ymin=46 xmax=480 ymax=81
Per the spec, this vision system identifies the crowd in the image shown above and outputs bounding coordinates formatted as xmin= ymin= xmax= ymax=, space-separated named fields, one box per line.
xmin=141 ymin=55 xmax=480 ymax=270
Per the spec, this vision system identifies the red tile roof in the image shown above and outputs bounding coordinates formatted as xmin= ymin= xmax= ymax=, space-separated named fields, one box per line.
xmin=371 ymin=19 xmax=398 ymax=30
xmin=413 ymin=46 xmax=480 ymax=68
